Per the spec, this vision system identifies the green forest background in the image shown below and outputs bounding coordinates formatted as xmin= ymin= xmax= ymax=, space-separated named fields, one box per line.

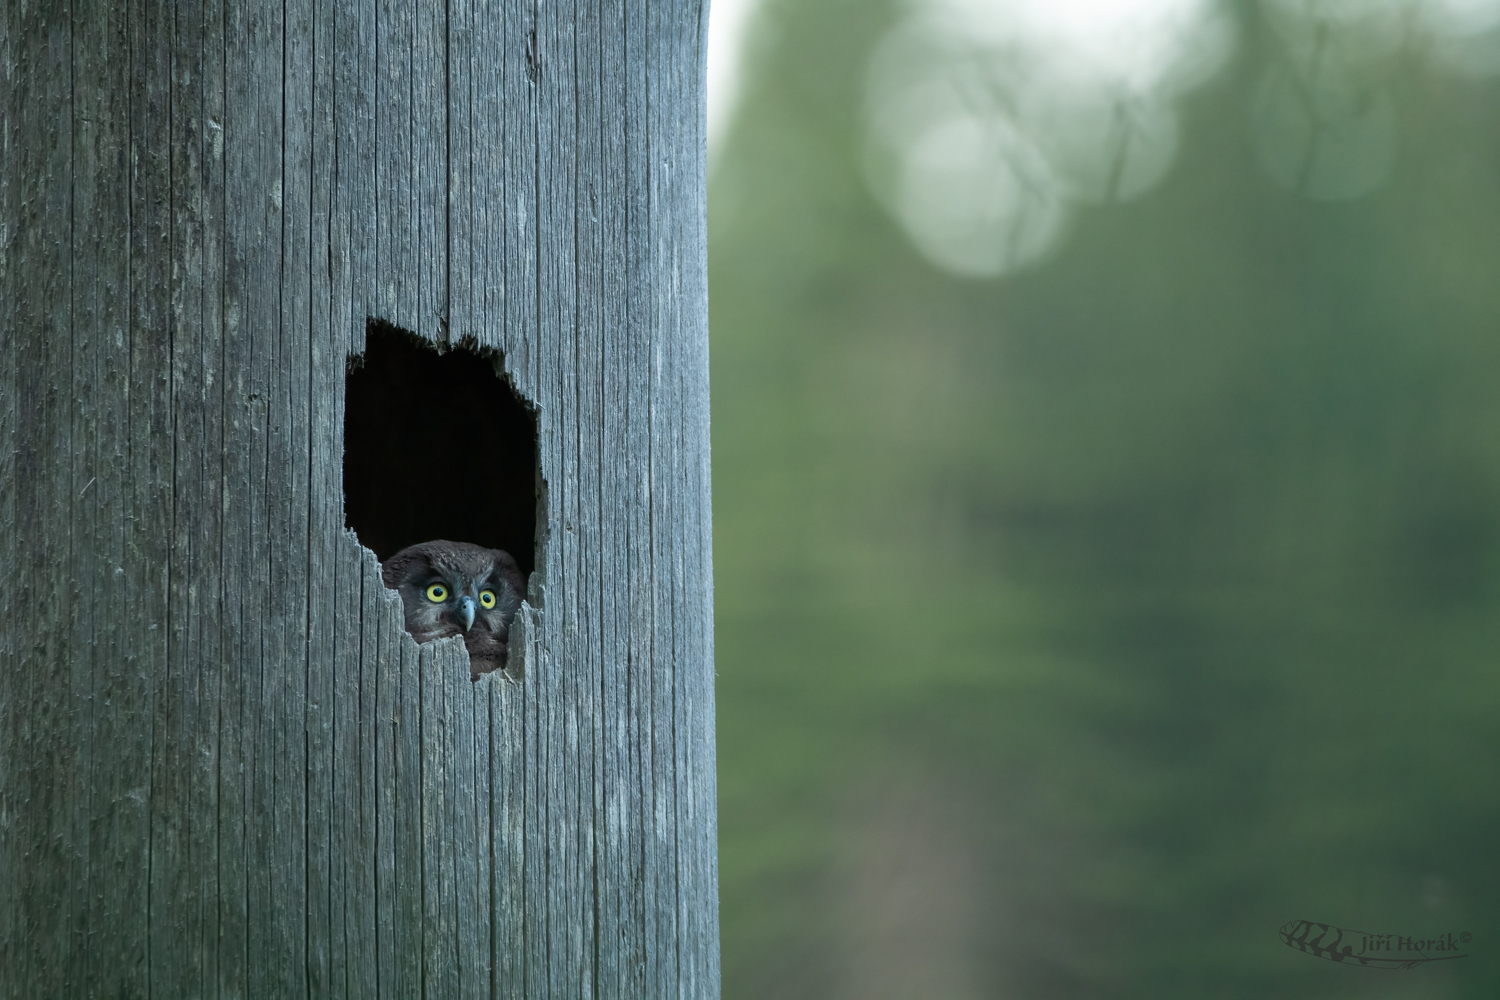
xmin=706 ymin=1 xmax=1500 ymax=997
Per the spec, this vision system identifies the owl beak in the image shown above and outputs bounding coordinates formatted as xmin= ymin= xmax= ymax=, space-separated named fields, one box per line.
xmin=456 ymin=595 xmax=477 ymax=632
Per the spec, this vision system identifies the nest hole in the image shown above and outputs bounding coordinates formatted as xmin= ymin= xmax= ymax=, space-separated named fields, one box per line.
xmin=343 ymin=321 xmax=540 ymax=581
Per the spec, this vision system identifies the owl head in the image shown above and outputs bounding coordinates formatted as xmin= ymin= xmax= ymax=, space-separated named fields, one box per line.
xmin=382 ymin=540 xmax=527 ymax=679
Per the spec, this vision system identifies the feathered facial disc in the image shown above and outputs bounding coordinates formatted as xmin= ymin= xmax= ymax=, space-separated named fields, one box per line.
xmin=382 ymin=540 xmax=527 ymax=680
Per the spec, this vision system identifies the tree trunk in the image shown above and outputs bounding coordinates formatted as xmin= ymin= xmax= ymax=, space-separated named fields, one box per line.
xmin=0 ymin=0 xmax=718 ymax=996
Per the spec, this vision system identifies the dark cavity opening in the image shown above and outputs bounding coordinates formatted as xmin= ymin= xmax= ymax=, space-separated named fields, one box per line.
xmin=344 ymin=321 xmax=539 ymax=579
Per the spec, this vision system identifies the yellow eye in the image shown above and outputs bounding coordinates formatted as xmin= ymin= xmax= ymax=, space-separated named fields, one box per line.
xmin=479 ymin=590 xmax=497 ymax=609
xmin=425 ymin=584 xmax=448 ymax=603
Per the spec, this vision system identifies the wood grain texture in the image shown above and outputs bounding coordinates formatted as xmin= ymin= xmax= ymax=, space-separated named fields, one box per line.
xmin=0 ymin=0 xmax=719 ymax=996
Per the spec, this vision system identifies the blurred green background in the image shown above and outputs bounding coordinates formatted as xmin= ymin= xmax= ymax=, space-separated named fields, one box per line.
xmin=706 ymin=0 xmax=1500 ymax=997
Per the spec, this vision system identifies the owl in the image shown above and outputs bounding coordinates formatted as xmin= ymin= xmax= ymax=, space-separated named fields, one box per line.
xmin=382 ymin=540 xmax=527 ymax=680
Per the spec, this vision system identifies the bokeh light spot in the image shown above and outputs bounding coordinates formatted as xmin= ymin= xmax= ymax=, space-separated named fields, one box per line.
xmin=864 ymin=0 xmax=1235 ymax=278
xmin=894 ymin=115 xmax=1067 ymax=278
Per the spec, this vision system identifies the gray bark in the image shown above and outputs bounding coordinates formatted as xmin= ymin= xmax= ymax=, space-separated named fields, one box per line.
xmin=0 ymin=0 xmax=718 ymax=996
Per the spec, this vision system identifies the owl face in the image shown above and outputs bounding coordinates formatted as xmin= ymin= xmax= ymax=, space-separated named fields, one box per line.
xmin=382 ymin=540 xmax=527 ymax=679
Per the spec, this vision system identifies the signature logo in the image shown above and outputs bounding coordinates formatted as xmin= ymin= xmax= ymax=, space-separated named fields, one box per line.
xmin=1280 ymin=920 xmax=1471 ymax=969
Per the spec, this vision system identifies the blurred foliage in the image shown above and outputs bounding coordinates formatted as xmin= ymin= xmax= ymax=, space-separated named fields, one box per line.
xmin=708 ymin=0 xmax=1500 ymax=997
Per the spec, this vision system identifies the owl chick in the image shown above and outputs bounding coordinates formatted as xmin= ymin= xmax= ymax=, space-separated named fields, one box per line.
xmin=382 ymin=540 xmax=527 ymax=680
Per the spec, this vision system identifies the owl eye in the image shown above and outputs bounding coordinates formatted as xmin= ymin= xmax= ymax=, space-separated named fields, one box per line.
xmin=479 ymin=589 xmax=497 ymax=609
xmin=425 ymin=584 xmax=448 ymax=603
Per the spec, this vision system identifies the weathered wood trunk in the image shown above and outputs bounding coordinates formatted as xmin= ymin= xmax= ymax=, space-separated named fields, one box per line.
xmin=0 ymin=0 xmax=718 ymax=996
